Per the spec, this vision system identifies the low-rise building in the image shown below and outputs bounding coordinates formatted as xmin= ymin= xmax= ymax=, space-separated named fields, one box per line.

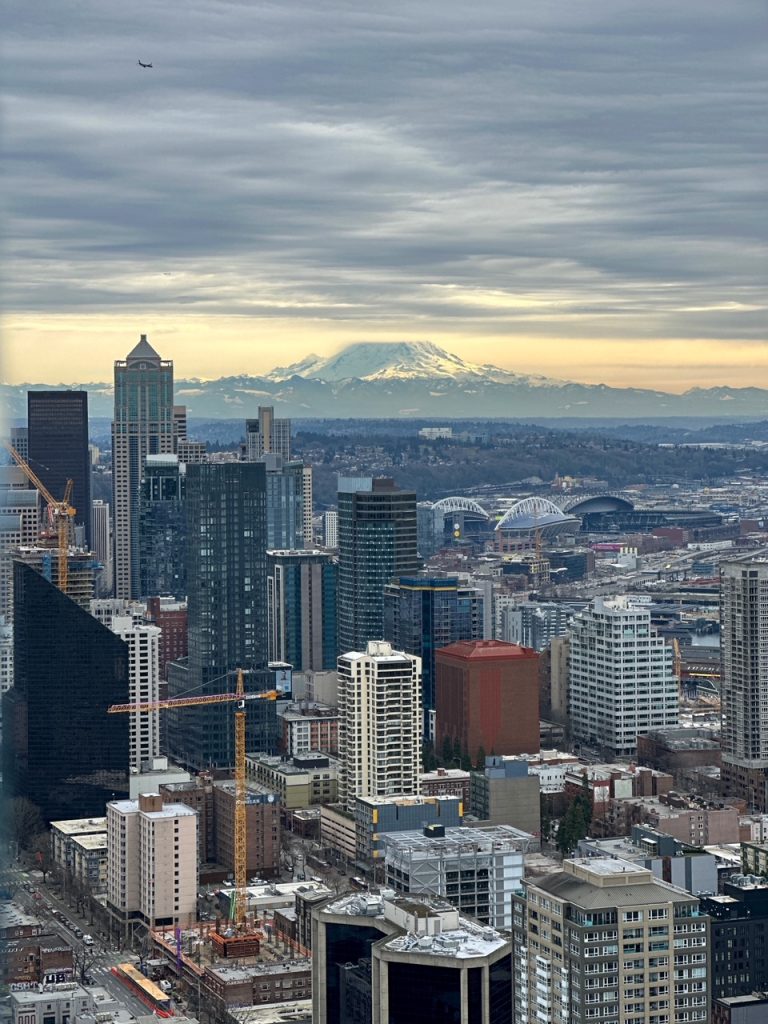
xmin=578 ymin=825 xmax=718 ymax=895
xmin=355 ymin=794 xmax=463 ymax=862
xmin=469 ymin=756 xmax=541 ymax=836
xmin=203 ymin=960 xmax=311 ymax=1012
xmin=278 ymin=703 xmax=340 ymax=756
xmin=246 ymin=752 xmax=339 ymax=808
xmin=602 ymin=793 xmax=740 ymax=845
xmin=419 ymin=767 xmax=470 ymax=806
xmin=213 ymin=781 xmax=281 ymax=880
xmin=50 ymin=817 xmax=107 ymax=878
xmin=70 ymin=833 xmax=108 ymax=894
xmin=383 ymin=824 xmax=534 ymax=929
xmin=9 ymin=982 xmax=92 ymax=1024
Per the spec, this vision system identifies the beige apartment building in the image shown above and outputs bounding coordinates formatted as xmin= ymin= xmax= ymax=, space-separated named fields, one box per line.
xmin=106 ymin=793 xmax=197 ymax=938
xmin=338 ymin=641 xmax=422 ymax=813
xmin=512 ymin=857 xmax=709 ymax=1024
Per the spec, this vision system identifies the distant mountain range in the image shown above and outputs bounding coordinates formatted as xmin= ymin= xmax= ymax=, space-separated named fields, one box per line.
xmin=4 ymin=341 xmax=768 ymax=420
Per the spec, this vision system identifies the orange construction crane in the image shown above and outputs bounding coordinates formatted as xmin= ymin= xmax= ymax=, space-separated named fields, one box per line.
xmin=4 ymin=442 xmax=76 ymax=595
xmin=108 ymin=671 xmax=278 ymax=927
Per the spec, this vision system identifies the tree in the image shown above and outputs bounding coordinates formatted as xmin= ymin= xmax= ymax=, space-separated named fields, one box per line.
xmin=73 ymin=943 xmax=102 ymax=984
xmin=474 ymin=746 xmax=486 ymax=770
xmin=3 ymin=797 xmax=44 ymax=855
xmin=31 ymin=832 xmax=53 ymax=883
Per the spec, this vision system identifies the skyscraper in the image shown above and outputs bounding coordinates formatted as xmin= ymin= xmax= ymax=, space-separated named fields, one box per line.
xmin=27 ymin=390 xmax=91 ymax=547
xmin=113 ymin=336 xmax=174 ymax=599
xmin=91 ymin=499 xmax=113 ymax=597
xmin=569 ymin=596 xmax=678 ymax=759
xmin=261 ymin=455 xmax=306 ymax=549
xmin=138 ymin=454 xmax=186 ymax=599
xmin=245 ymin=407 xmax=291 ymax=461
xmin=267 ymin=549 xmax=337 ymax=671
xmin=2 ymin=561 xmax=129 ymax=821
xmin=337 ymin=641 xmax=422 ymax=813
xmin=720 ymin=556 xmax=768 ymax=809
xmin=167 ymin=461 xmax=273 ymax=769
xmin=435 ymin=640 xmax=540 ymax=763
xmin=337 ymin=477 xmax=419 ymax=655
xmin=383 ymin=574 xmax=484 ymax=715
xmin=107 ymin=615 xmax=161 ymax=771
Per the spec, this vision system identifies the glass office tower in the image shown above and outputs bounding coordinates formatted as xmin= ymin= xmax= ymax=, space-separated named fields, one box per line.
xmin=2 ymin=561 xmax=129 ymax=821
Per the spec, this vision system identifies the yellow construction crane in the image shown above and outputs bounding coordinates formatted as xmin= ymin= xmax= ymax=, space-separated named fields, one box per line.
xmin=4 ymin=442 xmax=77 ymax=595
xmin=108 ymin=671 xmax=278 ymax=927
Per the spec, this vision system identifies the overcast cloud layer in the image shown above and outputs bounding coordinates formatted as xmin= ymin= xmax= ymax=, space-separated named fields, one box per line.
xmin=4 ymin=0 xmax=767 ymax=385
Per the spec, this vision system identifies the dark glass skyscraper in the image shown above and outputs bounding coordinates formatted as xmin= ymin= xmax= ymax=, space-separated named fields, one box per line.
xmin=337 ymin=477 xmax=419 ymax=655
xmin=138 ymin=454 xmax=186 ymax=599
xmin=167 ymin=462 xmax=274 ymax=768
xmin=2 ymin=561 xmax=129 ymax=821
xmin=113 ymin=336 xmax=174 ymax=599
xmin=383 ymin=575 xmax=484 ymax=713
xmin=267 ymin=549 xmax=337 ymax=671
xmin=27 ymin=390 xmax=91 ymax=546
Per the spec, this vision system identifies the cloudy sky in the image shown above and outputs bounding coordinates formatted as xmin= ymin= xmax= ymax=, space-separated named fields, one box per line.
xmin=4 ymin=0 xmax=766 ymax=388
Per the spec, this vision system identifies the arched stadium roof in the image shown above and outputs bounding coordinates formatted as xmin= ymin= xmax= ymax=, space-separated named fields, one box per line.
xmin=495 ymin=496 xmax=580 ymax=535
xmin=431 ymin=496 xmax=490 ymax=519
xmin=560 ymin=493 xmax=635 ymax=515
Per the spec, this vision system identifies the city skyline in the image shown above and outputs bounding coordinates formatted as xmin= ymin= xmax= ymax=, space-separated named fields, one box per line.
xmin=4 ymin=0 xmax=765 ymax=391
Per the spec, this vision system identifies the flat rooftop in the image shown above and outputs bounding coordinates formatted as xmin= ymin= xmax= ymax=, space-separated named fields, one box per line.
xmin=71 ymin=834 xmax=108 ymax=851
xmin=383 ymin=824 xmax=534 ymax=854
xmin=50 ymin=817 xmax=107 ymax=836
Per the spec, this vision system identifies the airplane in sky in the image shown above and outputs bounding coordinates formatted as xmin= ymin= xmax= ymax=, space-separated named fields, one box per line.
xmin=137 ymin=60 xmax=153 ymax=68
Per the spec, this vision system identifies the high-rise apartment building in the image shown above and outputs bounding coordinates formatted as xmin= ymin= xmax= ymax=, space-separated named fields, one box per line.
xmin=720 ymin=557 xmax=768 ymax=809
xmin=512 ymin=858 xmax=710 ymax=1024
xmin=3 ymin=561 xmax=129 ymax=821
xmin=383 ymin=574 xmax=484 ymax=714
xmin=338 ymin=641 xmax=422 ymax=813
xmin=245 ymin=407 xmax=291 ymax=461
xmin=167 ymin=461 xmax=274 ymax=769
xmin=261 ymin=455 xmax=307 ymax=549
xmin=91 ymin=499 xmax=113 ymax=596
xmin=435 ymin=640 xmax=540 ymax=762
xmin=106 ymin=793 xmax=197 ymax=938
xmin=337 ymin=477 xmax=419 ymax=655
xmin=501 ymin=600 xmax=573 ymax=651
xmin=138 ymin=454 xmax=186 ymax=599
xmin=27 ymin=391 xmax=91 ymax=547
xmin=267 ymin=549 xmax=337 ymax=671
xmin=0 ymin=620 xmax=13 ymax=712
xmin=323 ymin=510 xmax=338 ymax=549
xmin=107 ymin=615 xmax=161 ymax=771
xmin=0 ymin=466 xmax=39 ymax=622
xmin=113 ymin=336 xmax=174 ymax=599
xmin=569 ymin=596 xmax=678 ymax=758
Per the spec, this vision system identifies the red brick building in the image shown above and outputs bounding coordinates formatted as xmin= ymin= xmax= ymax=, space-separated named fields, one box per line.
xmin=435 ymin=640 xmax=540 ymax=763
xmin=145 ymin=597 xmax=188 ymax=678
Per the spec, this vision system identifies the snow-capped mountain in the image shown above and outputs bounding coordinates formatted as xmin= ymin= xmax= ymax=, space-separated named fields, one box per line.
xmin=3 ymin=341 xmax=767 ymax=420
xmin=267 ymin=341 xmax=560 ymax=386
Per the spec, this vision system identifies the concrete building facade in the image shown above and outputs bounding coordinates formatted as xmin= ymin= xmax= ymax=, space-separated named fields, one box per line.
xmin=720 ymin=557 xmax=768 ymax=809
xmin=106 ymin=793 xmax=198 ymax=935
xmin=512 ymin=858 xmax=710 ymax=1024
xmin=569 ymin=596 xmax=679 ymax=758
xmin=338 ymin=642 xmax=422 ymax=813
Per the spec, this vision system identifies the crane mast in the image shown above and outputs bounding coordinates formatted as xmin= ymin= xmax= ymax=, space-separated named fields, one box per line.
xmin=107 ymin=675 xmax=278 ymax=928
xmin=4 ymin=442 xmax=76 ymax=594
